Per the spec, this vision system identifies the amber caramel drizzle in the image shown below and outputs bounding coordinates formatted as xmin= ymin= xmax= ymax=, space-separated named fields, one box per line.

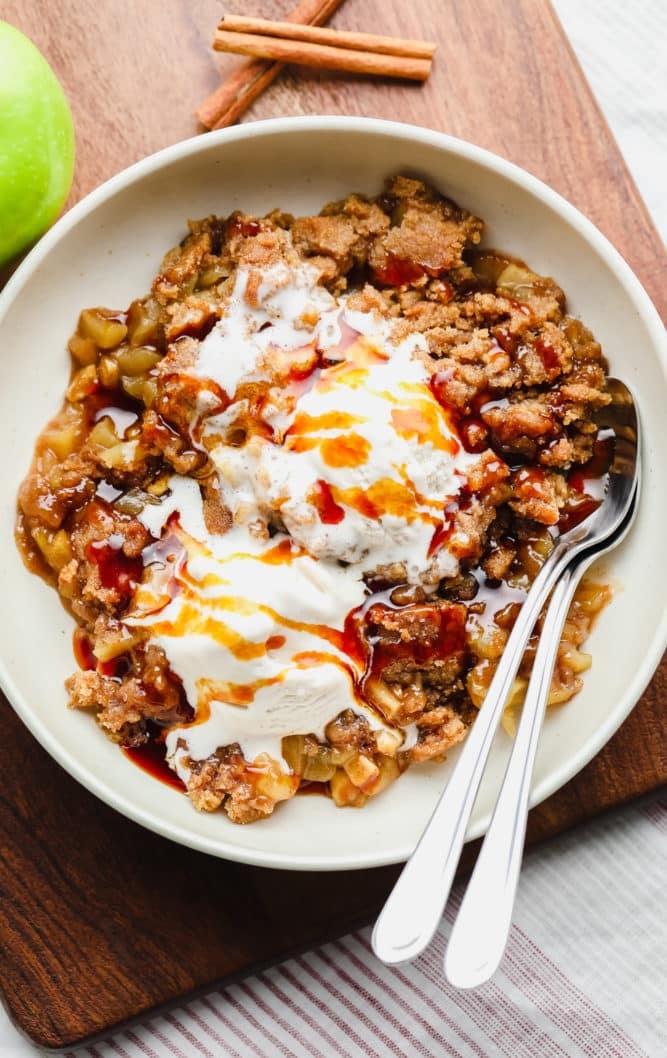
xmin=282 ymin=335 xmax=465 ymax=528
xmin=133 ymin=523 xmax=360 ymax=667
xmin=196 ymin=676 xmax=283 ymax=708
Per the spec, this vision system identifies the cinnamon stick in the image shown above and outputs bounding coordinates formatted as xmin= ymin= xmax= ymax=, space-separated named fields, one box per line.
xmin=219 ymin=15 xmax=436 ymax=60
xmin=213 ymin=30 xmax=431 ymax=82
xmin=197 ymin=57 xmax=280 ymax=131
xmin=196 ymin=0 xmax=343 ymax=130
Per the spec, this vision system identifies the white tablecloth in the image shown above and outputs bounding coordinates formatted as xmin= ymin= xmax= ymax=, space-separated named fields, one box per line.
xmin=1 ymin=2 xmax=665 ymax=1054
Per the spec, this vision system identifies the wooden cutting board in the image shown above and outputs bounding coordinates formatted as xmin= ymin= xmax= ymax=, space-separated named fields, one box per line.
xmin=1 ymin=0 xmax=665 ymax=1050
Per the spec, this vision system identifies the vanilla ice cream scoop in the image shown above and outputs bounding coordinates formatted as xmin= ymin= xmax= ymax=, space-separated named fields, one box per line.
xmin=128 ymin=477 xmax=390 ymax=770
xmin=185 ymin=259 xmax=476 ymax=584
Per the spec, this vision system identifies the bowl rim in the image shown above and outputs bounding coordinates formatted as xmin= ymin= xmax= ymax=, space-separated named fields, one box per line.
xmin=1 ymin=114 xmax=665 ymax=870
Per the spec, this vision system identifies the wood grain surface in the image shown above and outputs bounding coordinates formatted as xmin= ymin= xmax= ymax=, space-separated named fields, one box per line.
xmin=0 ymin=0 xmax=665 ymax=1049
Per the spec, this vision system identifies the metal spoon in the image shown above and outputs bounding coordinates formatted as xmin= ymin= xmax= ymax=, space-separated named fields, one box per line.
xmin=444 ymin=482 xmax=639 ymax=988
xmin=372 ymin=378 xmax=639 ymax=966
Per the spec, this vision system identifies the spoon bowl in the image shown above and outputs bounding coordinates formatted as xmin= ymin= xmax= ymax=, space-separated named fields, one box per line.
xmin=558 ymin=377 xmax=639 ymax=554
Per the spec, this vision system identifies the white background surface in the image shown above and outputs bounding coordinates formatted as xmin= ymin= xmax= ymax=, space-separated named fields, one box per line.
xmin=556 ymin=0 xmax=667 ymax=244
xmin=1 ymin=2 xmax=665 ymax=1055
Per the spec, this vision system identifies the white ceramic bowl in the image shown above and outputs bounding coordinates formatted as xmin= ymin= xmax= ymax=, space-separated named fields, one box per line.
xmin=0 ymin=117 xmax=664 ymax=871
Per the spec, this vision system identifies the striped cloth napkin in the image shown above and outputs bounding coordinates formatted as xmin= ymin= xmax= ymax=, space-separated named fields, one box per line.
xmin=0 ymin=2 xmax=664 ymax=1055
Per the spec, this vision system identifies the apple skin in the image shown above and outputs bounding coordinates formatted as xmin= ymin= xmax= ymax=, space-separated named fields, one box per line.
xmin=0 ymin=21 xmax=75 ymax=267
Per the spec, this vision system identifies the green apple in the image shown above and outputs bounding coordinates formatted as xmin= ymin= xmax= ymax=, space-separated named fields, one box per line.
xmin=0 ymin=21 xmax=75 ymax=267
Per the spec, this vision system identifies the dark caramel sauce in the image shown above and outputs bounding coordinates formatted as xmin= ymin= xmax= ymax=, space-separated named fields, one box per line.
xmin=558 ymin=432 xmax=614 ymax=533
xmin=312 ymin=480 xmax=345 ymax=525
xmin=73 ymin=627 xmax=130 ymax=680
xmin=492 ymin=325 xmax=519 ymax=356
xmin=569 ymin=432 xmax=614 ymax=496
xmin=73 ymin=627 xmax=96 ymax=671
xmin=363 ymin=600 xmax=468 ymax=690
xmin=296 ymin=781 xmax=331 ymax=797
xmin=86 ymin=535 xmax=143 ymax=598
xmin=228 ymin=216 xmax=261 ymax=238
xmin=371 ymin=253 xmax=452 ymax=289
xmin=534 ymin=335 xmax=560 ymax=373
xmin=85 ymin=386 xmax=143 ymax=425
xmin=557 ymin=496 xmax=602 ymax=534
xmin=123 ymin=736 xmax=185 ymax=792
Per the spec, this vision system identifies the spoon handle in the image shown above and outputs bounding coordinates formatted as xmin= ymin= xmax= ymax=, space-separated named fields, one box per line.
xmin=444 ymin=560 xmax=583 ymax=988
xmin=371 ymin=544 xmax=569 ymax=965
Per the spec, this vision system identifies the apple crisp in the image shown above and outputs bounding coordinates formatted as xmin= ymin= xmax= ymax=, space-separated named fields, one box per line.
xmin=17 ymin=176 xmax=613 ymax=823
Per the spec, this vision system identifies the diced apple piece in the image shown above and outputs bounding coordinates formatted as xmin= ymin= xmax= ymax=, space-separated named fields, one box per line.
xmin=88 ymin=417 xmax=119 ymax=449
xmin=327 ymin=746 xmax=354 ymax=767
xmin=78 ymin=308 xmax=128 ymax=349
xmin=97 ymin=354 xmax=120 ymax=389
xmin=99 ymin=440 xmax=140 ymax=469
xmin=116 ymin=345 xmax=161 ymax=376
xmin=66 ymin=365 xmax=98 ymax=403
xmin=375 ymin=728 xmax=404 ymax=757
xmin=330 ymin=768 xmax=367 ymax=808
xmin=146 ymin=475 xmax=170 ymax=497
xmin=467 ymin=658 xmax=495 ymax=710
xmin=121 ymin=375 xmax=157 ymax=406
xmin=68 ymin=333 xmax=98 ymax=366
xmin=344 ymin=754 xmax=380 ymax=792
xmin=302 ymin=752 xmax=336 ymax=783
xmin=559 ymin=645 xmax=592 ymax=675
xmin=197 ymin=264 xmax=230 ymax=289
xmin=365 ymin=755 xmax=401 ymax=798
xmin=496 ymin=262 xmax=539 ymax=298
xmin=42 ymin=421 xmax=83 ymax=459
xmin=253 ymin=756 xmax=299 ymax=803
xmin=126 ymin=298 xmax=161 ymax=347
xmin=469 ymin=250 xmax=514 ymax=285
xmin=31 ymin=527 xmax=72 ymax=571
xmin=281 ymin=735 xmax=305 ymax=776
xmin=363 ymin=677 xmax=404 ymax=721
xmin=500 ymin=677 xmax=528 ymax=737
